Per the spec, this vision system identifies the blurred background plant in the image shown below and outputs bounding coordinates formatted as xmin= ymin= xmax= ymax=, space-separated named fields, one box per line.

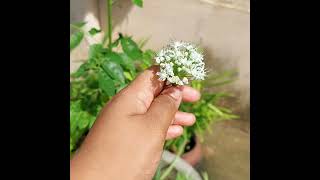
xmin=70 ymin=0 xmax=238 ymax=179
xmin=164 ymin=78 xmax=238 ymax=155
xmin=70 ymin=25 xmax=154 ymax=155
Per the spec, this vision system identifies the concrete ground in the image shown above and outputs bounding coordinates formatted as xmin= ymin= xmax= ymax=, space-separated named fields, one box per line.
xmin=198 ymin=119 xmax=250 ymax=180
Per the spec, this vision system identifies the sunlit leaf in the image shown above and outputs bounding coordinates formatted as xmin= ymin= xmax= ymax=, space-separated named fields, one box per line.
xmin=98 ymin=70 xmax=116 ymax=96
xmin=132 ymin=0 xmax=143 ymax=7
xmin=121 ymin=36 xmax=142 ymax=60
xmin=70 ymin=31 xmax=84 ymax=51
xmin=102 ymin=60 xmax=125 ymax=84
xmin=89 ymin=28 xmax=102 ymax=36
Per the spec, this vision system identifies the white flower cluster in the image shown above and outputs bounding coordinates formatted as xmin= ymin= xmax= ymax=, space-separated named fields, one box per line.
xmin=155 ymin=41 xmax=206 ymax=85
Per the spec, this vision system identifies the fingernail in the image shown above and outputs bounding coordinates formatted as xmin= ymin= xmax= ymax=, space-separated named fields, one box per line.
xmin=173 ymin=126 xmax=182 ymax=133
xmin=193 ymin=90 xmax=201 ymax=99
xmin=174 ymin=126 xmax=183 ymax=133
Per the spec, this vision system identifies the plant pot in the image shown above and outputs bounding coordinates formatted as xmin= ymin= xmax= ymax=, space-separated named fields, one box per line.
xmin=181 ymin=135 xmax=202 ymax=167
xmin=160 ymin=150 xmax=202 ymax=180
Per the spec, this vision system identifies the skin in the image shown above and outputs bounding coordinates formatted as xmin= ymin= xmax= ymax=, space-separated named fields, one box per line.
xmin=70 ymin=66 xmax=200 ymax=180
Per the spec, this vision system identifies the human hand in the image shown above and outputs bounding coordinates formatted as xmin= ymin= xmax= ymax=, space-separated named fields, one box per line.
xmin=70 ymin=66 xmax=200 ymax=180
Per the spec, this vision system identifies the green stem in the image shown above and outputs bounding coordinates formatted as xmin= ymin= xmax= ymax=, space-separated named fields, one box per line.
xmin=107 ymin=0 xmax=112 ymax=49
xmin=160 ymin=137 xmax=188 ymax=180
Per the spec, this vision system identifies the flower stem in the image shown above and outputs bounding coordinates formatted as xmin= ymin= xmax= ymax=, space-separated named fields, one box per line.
xmin=106 ymin=0 xmax=112 ymax=49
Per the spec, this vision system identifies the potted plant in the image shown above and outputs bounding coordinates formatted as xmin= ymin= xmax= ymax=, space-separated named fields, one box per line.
xmin=162 ymin=71 xmax=238 ymax=167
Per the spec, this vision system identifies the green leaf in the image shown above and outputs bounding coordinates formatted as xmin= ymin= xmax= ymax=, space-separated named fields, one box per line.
xmin=144 ymin=49 xmax=155 ymax=59
xmin=123 ymin=71 xmax=133 ymax=81
xmin=102 ymin=60 xmax=125 ymax=84
xmin=116 ymin=83 xmax=128 ymax=93
xmin=208 ymin=79 xmax=235 ymax=87
xmin=70 ymin=102 xmax=80 ymax=134
xmin=88 ymin=116 xmax=96 ymax=128
xmin=88 ymin=44 xmax=103 ymax=59
xmin=70 ymin=100 xmax=97 ymax=154
xmin=208 ymin=104 xmax=224 ymax=116
xmin=98 ymin=70 xmax=116 ymax=96
xmin=119 ymin=53 xmax=136 ymax=76
xmin=104 ymin=51 xmax=123 ymax=65
xmin=78 ymin=114 xmax=89 ymax=129
xmin=71 ymin=21 xmax=86 ymax=28
xmin=111 ymin=38 xmax=120 ymax=48
xmin=70 ymin=138 xmax=74 ymax=151
xmin=120 ymin=37 xmax=143 ymax=60
xmin=71 ymin=62 xmax=89 ymax=78
xmin=70 ymin=31 xmax=84 ymax=51
xmin=141 ymin=49 xmax=155 ymax=68
xmin=89 ymin=28 xmax=102 ymax=36
xmin=132 ymin=0 xmax=143 ymax=7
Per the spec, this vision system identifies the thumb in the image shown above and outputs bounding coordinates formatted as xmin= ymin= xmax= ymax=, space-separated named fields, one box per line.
xmin=145 ymin=86 xmax=182 ymax=134
xmin=108 ymin=66 xmax=164 ymax=116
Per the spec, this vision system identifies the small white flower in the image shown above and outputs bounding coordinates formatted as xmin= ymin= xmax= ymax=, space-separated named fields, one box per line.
xmin=155 ymin=41 xmax=206 ymax=85
xmin=155 ymin=57 xmax=161 ymax=64
xmin=182 ymin=77 xmax=189 ymax=84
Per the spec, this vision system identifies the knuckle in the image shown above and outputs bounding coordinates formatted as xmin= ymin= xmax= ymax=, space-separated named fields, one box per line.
xmin=161 ymin=94 xmax=177 ymax=110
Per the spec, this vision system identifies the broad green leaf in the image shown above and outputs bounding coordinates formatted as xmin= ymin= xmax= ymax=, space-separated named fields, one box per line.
xmin=144 ymin=49 xmax=156 ymax=60
xmin=120 ymin=37 xmax=142 ymax=60
xmin=105 ymin=52 xmax=136 ymax=79
xmin=119 ymin=53 xmax=136 ymax=76
xmin=98 ymin=70 xmax=116 ymax=96
xmin=71 ymin=62 xmax=88 ymax=78
xmin=102 ymin=60 xmax=125 ymax=84
xmin=89 ymin=28 xmax=102 ymax=36
xmin=70 ymin=31 xmax=84 ymax=51
xmin=132 ymin=0 xmax=143 ymax=7
xmin=88 ymin=44 xmax=103 ymax=59
xmin=141 ymin=49 xmax=155 ymax=68
xmin=84 ymin=73 xmax=100 ymax=89
xmin=104 ymin=51 xmax=123 ymax=65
